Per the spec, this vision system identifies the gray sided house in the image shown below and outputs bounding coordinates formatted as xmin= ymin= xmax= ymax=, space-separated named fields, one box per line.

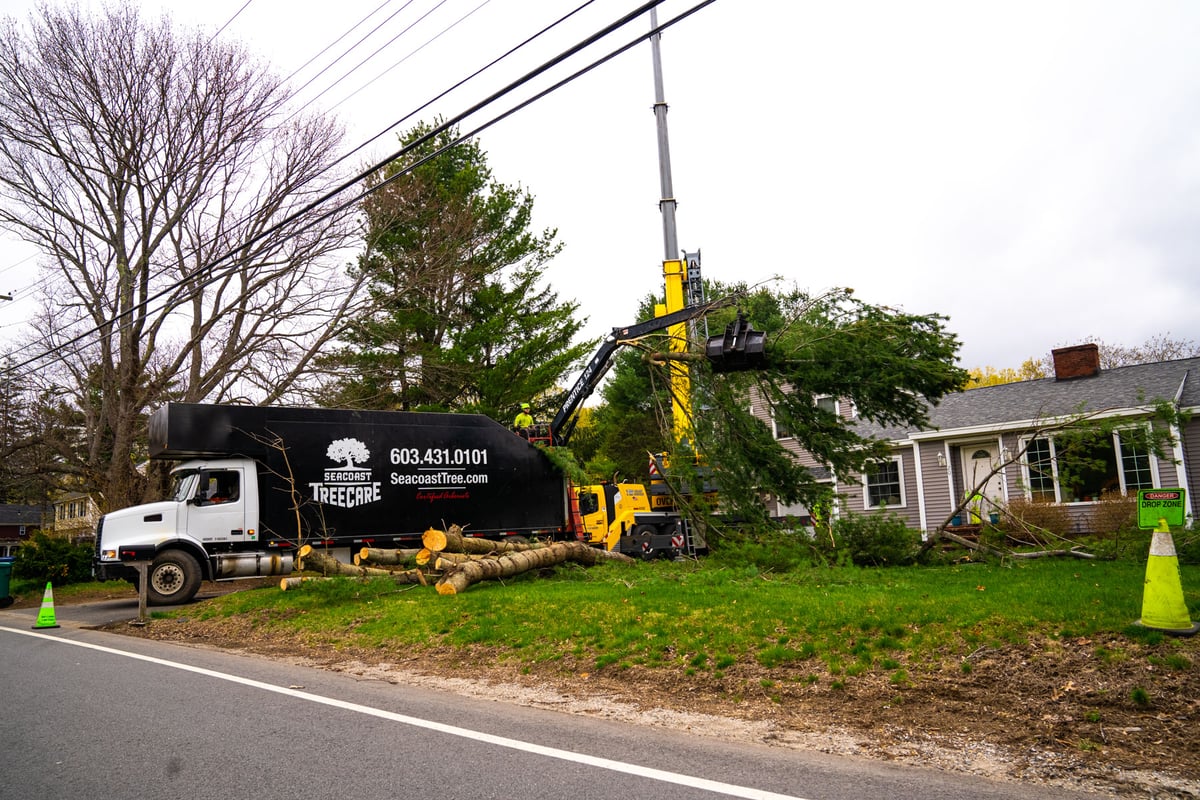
xmin=757 ymin=345 xmax=1200 ymax=536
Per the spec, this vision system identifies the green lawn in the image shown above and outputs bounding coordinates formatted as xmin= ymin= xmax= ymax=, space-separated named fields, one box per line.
xmin=167 ymin=557 xmax=1200 ymax=678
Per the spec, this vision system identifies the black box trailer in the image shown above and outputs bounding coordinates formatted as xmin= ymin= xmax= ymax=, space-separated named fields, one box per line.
xmin=95 ymin=403 xmax=571 ymax=604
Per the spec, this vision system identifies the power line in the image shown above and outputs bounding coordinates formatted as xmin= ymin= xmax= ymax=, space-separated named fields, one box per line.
xmin=2 ymin=0 xmax=628 ymax=373
xmin=207 ymin=0 xmax=256 ymax=44
xmin=2 ymin=0 xmax=714 ymax=380
xmin=3 ymin=1 xmax=571 ymax=330
xmin=276 ymin=0 xmax=397 ymax=88
xmin=283 ymin=0 xmax=423 ymax=105
xmin=321 ymin=0 xmax=495 ymax=119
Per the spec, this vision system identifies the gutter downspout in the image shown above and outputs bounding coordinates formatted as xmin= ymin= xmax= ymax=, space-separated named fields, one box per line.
xmin=1170 ymin=371 xmax=1193 ymax=522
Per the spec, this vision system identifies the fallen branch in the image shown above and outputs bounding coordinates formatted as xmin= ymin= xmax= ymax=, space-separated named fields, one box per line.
xmin=1008 ymin=547 xmax=1096 ymax=560
xmin=922 ymin=530 xmax=1096 ymax=561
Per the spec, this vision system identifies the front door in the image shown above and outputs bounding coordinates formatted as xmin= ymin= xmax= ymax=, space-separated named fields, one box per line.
xmin=960 ymin=444 xmax=1004 ymax=522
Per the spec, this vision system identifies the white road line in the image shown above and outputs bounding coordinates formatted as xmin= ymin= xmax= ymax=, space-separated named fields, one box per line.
xmin=2 ymin=626 xmax=809 ymax=800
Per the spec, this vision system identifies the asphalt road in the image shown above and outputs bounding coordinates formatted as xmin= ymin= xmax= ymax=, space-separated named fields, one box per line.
xmin=0 ymin=607 xmax=1098 ymax=800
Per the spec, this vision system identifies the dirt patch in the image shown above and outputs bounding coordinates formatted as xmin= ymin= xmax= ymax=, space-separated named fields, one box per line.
xmin=75 ymin=581 xmax=1199 ymax=799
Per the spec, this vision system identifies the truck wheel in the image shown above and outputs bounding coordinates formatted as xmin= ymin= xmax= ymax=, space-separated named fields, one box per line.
xmin=632 ymin=524 xmax=658 ymax=560
xmin=147 ymin=550 xmax=202 ymax=605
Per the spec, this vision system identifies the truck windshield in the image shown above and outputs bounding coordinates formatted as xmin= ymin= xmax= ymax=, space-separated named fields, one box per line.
xmin=169 ymin=470 xmax=197 ymax=503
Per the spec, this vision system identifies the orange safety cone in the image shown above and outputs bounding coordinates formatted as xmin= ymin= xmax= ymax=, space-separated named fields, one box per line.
xmin=31 ymin=581 xmax=60 ymax=630
xmin=1136 ymin=530 xmax=1199 ymax=637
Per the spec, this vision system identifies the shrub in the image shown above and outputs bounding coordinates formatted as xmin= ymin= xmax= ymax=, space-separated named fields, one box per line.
xmin=1088 ymin=490 xmax=1137 ymax=536
xmin=1000 ymin=497 xmax=1073 ymax=543
xmin=1176 ymin=527 xmax=1200 ymax=566
xmin=830 ymin=512 xmax=919 ymax=566
xmin=707 ymin=528 xmax=818 ymax=573
xmin=14 ymin=532 xmax=94 ymax=585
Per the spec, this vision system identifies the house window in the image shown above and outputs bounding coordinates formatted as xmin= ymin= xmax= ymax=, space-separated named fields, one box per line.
xmin=1117 ymin=429 xmax=1154 ymax=491
xmin=864 ymin=457 xmax=904 ymax=508
xmin=772 ymin=407 xmax=791 ymax=440
xmin=1025 ymin=437 xmax=1056 ymax=501
xmin=815 ymin=395 xmax=837 ymax=416
xmin=1022 ymin=427 xmax=1156 ymax=502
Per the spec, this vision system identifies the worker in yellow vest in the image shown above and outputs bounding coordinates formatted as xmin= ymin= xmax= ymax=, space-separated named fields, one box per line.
xmin=513 ymin=402 xmax=534 ymax=433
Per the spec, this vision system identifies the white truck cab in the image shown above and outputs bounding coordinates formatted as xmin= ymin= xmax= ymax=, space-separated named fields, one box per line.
xmin=94 ymin=457 xmax=291 ymax=604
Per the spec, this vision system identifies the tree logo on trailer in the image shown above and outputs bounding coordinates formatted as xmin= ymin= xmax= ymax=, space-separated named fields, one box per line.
xmin=309 ymin=437 xmax=382 ymax=508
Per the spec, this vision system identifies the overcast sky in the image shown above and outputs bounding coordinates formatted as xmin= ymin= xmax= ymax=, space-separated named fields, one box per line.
xmin=1 ymin=0 xmax=1199 ymax=372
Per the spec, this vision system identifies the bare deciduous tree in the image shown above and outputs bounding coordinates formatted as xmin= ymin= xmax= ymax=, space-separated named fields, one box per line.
xmin=0 ymin=3 xmax=364 ymax=511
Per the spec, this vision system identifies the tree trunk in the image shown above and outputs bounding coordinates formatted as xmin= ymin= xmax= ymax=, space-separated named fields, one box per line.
xmin=434 ymin=551 xmax=502 ymax=567
xmin=435 ymin=544 xmax=572 ymax=595
xmin=355 ymin=547 xmax=423 ymax=566
xmin=422 ymin=524 xmax=545 ymax=555
xmin=434 ymin=541 xmax=635 ymax=594
xmin=558 ymin=540 xmax=638 ymax=566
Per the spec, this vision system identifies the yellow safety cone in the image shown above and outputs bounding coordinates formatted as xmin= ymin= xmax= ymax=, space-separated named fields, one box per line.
xmin=1136 ymin=528 xmax=1199 ymax=637
xmin=31 ymin=581 xmax=60 ymax=630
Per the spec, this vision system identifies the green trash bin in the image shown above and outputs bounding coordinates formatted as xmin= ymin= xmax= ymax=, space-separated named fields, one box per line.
xmin=0 ymin=556 xmax=13 ymax=607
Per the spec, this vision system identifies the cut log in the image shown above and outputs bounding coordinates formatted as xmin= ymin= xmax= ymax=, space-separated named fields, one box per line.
xmin=299 ymin=544 xmax=425 ymax=581
xmin=280 ymin=576 xmax=326 ymax=591
xmin=434 ymin=551 xmax=499 ymax=568
xmin=560 ymin=540 xmax=638 ymax=565
xmin=436 ymin=544 xmax=570 ymax=595
xmin=299 ymin=545 xmax=385 ymax=576
xmin=422 ymin=524 xmax=546 ymax=555
xmin=434 ymin=541 xmax=633 ymax=594
xmin=355 ymin=547 xmax=423 ymax=567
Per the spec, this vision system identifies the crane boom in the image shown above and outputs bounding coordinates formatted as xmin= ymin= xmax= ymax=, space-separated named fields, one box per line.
xmin=551 ymin=301 xmax=730 ymax=445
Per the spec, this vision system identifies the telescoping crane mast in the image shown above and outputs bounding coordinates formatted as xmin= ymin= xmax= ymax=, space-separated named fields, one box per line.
xmin=648 ymin=8 xmax=702 ymax=449
xmin=547 ymin=11 xmax=765 ymax=449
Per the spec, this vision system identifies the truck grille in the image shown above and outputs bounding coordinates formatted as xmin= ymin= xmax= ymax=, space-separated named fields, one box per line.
xmin=93 ymin=516 xmax=104 ymax=562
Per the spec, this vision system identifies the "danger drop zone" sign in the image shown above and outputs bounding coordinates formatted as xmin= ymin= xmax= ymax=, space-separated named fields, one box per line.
xmin=1137 ymin=488 xmax=1187 ymax=529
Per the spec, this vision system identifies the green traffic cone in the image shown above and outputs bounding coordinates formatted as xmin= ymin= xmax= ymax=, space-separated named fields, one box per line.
xmin=32 ymin=581 xmax=60 ymax=630
xmin=1136 ymin=531 xmax=1199 ymax=637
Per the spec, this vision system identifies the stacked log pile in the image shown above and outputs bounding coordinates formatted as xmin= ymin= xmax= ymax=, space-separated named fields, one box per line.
xmin=285 ymin=524 xmax=635 ymax=594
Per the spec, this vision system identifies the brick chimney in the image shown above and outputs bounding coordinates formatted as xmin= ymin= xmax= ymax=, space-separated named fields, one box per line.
xmin=1051 ymin=343 xmax=1101 ymax=380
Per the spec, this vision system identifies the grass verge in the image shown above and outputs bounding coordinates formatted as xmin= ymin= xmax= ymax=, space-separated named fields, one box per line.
xmin=155 ymin=557 xmax=1199 ymax=680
